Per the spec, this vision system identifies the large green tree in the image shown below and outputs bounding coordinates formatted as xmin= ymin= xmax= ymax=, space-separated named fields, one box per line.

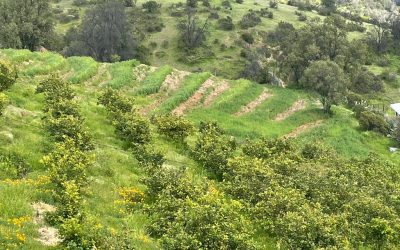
xmin=0 ymin=0 xmax=55 ymax=50
xmin=300 ymin=60 xmax=348 ymax=113
xmin=65 ymin=0 xmax=138 ymax=62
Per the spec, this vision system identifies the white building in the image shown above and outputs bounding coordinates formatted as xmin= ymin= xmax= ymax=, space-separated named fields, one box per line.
xmin=390 ymin=103 xmax=400 ymax=116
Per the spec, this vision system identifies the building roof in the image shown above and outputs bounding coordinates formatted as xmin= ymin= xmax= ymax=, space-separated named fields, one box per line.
xmin=390 ymin=103 xmax=400 ymax=114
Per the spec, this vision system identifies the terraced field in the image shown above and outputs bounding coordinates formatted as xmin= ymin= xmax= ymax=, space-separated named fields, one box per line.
xmin=0 ymin=49 xmax=398 ymax=249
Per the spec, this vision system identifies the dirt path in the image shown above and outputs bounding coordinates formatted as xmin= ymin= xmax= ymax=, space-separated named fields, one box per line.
xmin=203 ymin=80 xmax=230 ymax=107
xmin=234 ymin=90 xmax=272 ymax=116
xmin=141 ymin=70 xmax=190 ymax=115
xmin=172 ymin=77 xmax=216 ymax=116
xmin=32 ymin=202 xmax=62 ymax=246
xmin=133 ymin=64 xmax=156 ymax=83
xmin=274 ymin=100 xmax=307 ymax=121
xmin=94 ymin=64 xmax=112 ymax=88
xmin=284 ymin=120 xmax=323 ymax=138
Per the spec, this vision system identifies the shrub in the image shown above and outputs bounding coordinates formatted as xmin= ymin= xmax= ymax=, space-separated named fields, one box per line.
xmin=239 ymin=11 xmax=261 ymax=29
xmin=241 ymin=32 xmax=254 ymax=44
xmin=358 ymin=110 xmax=390 ymax=135
xmin=45 ymin=115 xmax=94 ymax=151
xmin=218 ymin=16 xmax=235 ymax=30
xmin=242 ymin=137 xmax=294 ymax=159
xmin=351 ymin=69 xmax=383 ymax=94
xmin=221 ymin=0 xmax=232 ymax=10
xmin=193 ymin=122 xmax=237 ymax=179
xmin=0 ymin=93 xmax=8 ymax=116
xmin=380 ymin=70 xmax=398 ymax=83
xmin=133 ymin=145 xmax=165 ymax=168
xmin=118 ymin=187 xmax=145 ymax=212
xmin=98 ymin=88 xmax=135 ymax=116
xmin=0 ymin=152 xmax=31 ymax=179
xmin=37 ymin=75 xmax=75 ymax=109
xmin=43 ymin=139 xmax=93 ymax=199
xmin=208 ymin=11 xmax=219 ymax=19
xmin=151 ymin=114 xmax=194 ymax=141
xmin=269 ymin=0 xmax=278 ymax=8
xmin=0 ymin=60 xmax=18 ymax=91
xmin=114 ymin=112 xmax=151 ymax=147
xmin=142 ymin=1 xmax=161 ymax=13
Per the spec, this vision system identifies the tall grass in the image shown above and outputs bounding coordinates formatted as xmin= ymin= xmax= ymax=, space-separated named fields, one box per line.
xmin=66 ymin=56 xmax=99 ymax=84
xmin=22 ymin=52 xmax=67 ymax=76
xmin=107 ymin=60 xmax=140 ymax=89
xmin=157 ymin=72 xmax=211 ymax=113
xmin=135 ymin=66 xmax=173 ymax=95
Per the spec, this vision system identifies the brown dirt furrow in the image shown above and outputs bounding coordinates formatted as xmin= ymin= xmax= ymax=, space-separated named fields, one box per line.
xmin=284 ymin=120 xmax=323 ymax=138
xmin=133 ymin=64 xmax=156 ymax=83
xmin=235 ymin=89 xmax=272 ymax=116
xmin=141 ymin=70 xmax=189 ymax=116
xmin=203 ymin=80 xmax=230 ymax=107
xmin=274 ymin=99 xmax=307 ymax=121
xmin=160 ymin=70 xmax=190 ymax=92
xmin=32 ymin=202 xmax=62 ymax=246
xmin=172 ymin=78 xmax=216 ymax=116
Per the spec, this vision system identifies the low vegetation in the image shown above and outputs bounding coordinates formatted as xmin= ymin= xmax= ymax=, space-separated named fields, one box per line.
xmin=1 ymin=0 xmax=400 ymax=249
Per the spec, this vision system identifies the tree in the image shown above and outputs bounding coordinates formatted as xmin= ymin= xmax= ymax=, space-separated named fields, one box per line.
xmin=300 ymin=60 xmax=347 ymax=113
xmin=0 ymin=0 xmax=55 ymax=50
xmin=0 ymin=93 xmax=8 ymax=116
xmin=64 ymin=1 xmax=137 ymax=62
xmin=321 ymin=0 xmax=336 ymax=13
xmin=142 ymin=1 xmax=161 ymax=13
xmin=178 ymin=11 xmax=208 ymax=49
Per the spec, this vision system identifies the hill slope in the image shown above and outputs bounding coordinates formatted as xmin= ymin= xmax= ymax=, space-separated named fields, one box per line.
xmin=0 ymin=49 xmax=399 ymax=249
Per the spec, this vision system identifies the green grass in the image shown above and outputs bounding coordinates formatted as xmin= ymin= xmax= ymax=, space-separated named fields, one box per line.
xmin=66 ymin=56 xmax=99 ymax=84
xmin=1 ymin=49 xmax=399 ymax=249
xmin=157 ymin=72 xmax=211 ymax=113
xmin=136 ymin=65 xmax=173 ymax=95
xmin=107 ymin=60 xmax=141 ymax=89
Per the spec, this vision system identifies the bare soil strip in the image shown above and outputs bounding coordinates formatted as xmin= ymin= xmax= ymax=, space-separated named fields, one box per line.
xmin=234 ymin=90 xmax=272 ymax=116
xmin=141 ymin=70 xmax=189 ymax=115
xmin=172 ymin=77 xmax=216 ymax=116
xmin=133 ymin=64 xmax=156 ymax=83
xmin=203 ymin=80 xmax=230 ymax=107
xmin=32 ymin=202 xmax=62 ymax=246
xmin=274 ymin=99 xmax=307 ymax=121
xmin=160 ymin=69 xmax=190 ymax=92
xmin=284 ymin=120 xmax=323 ymax=138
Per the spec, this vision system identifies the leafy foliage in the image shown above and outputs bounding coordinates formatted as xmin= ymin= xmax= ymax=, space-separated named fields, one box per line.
xmin=0 ymin=93 xmax=8 ymax=116
xmin=300 ymin=60 xmax=348 ymax=113
xmin=193 ymin=122 xmax=237 ymax=179
xmin=0 ymin=60 xmax=18 ymax=91
xmin=151 ymin=114 xmax=194 ymax=141
xmin=0 ymin=0 xmax=55 ymax=50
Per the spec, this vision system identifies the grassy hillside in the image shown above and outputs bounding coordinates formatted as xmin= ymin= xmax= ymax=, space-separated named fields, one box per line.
xmin=52 ymin=0 xmax=368 ymax=79
xmin=0 ymin=49 xmax=399 ymax=249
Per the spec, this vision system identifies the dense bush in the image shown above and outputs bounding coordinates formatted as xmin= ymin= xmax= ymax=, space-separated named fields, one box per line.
xmin=151 ymin=114 xmax=194 ymax=141
xmin=114 ymin=112 xmax=151 ymax=148
xmin=142 ymin=1 xmax=161 ymax=13
xmin=358 ymin=110 xmax=390 ymax=135
xmin=98 ymin=88 xmax=134 ymax=116
xmin=0 ymin=93 xmax=8 ymax=116
xmin=241 ymin=32 xmax=254 ymax=44
xmin=0 ymin=152 xmax=31 ymax=179
xmin=218 ymin=16 xmax=235 ymax=30
xmin=239 ymin=11 xmax=261 ymax=29
xmin=351 ymin=68 xmax=383 ymax=94
xmin=193 ymin=122 xmax=237 ymax=179
xmin=0 ymin=60 xmax=18 ymax=91
xmin=222 ymin=137 xmax=400 ymax=249
xmin=45 ymin=115 xmax=94 ymax=151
